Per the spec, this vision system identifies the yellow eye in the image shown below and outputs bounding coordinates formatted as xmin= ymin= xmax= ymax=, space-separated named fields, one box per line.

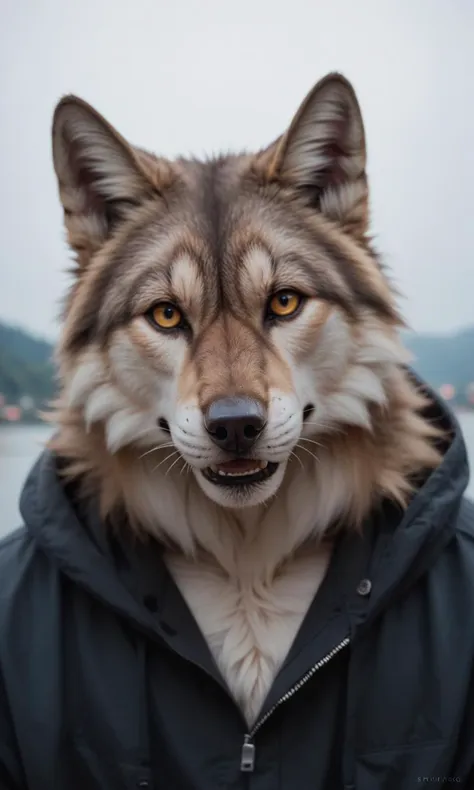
xmin=150 ymin=302 xmax=183 ymax=330
xmin=268 ymin=291 xmax=302 ymax=318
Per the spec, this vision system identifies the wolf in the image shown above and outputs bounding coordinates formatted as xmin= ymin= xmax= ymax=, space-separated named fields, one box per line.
xmin=49 ymin=73 xmax=440 ymax=727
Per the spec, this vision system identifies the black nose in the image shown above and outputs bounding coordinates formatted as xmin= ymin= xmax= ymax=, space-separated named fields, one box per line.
xmin=205 ymin=397 xmax=266 ymax=454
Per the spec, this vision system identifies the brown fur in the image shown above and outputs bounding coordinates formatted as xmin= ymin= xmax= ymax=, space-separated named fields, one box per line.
xmin=48 ymin=72 xmax=442 ymax=535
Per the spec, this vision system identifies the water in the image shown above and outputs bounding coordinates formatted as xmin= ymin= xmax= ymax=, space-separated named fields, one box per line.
xmin=0 ymin=424 xmax=54 ymax=534
xmin=1 ymin=417 xmax=474 ymax=538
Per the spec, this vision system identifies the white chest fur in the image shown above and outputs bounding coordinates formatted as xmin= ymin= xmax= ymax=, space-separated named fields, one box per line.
xmin=165 ymin=542 xmax=332 ymax=726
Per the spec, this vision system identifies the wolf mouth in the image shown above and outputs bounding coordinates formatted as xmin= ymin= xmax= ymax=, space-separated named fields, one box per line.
xmin=202 ymin=459 xmax=279 ymax=487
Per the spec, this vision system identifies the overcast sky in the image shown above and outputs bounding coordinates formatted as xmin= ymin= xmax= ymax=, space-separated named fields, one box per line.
xmin=1 ymin=0 xmax=473 ymax=340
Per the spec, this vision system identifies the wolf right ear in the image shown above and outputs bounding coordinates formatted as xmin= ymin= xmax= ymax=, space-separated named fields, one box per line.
xmin=261 ymin=73 xmax=369 ymax=239
xmin=52 ymin=96 xmax=164 ymax=270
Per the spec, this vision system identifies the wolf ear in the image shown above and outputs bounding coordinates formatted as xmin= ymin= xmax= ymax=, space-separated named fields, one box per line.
xmin=52 ymin=96 xmax=162 ymax=269
xmin=265 ymin=73 xmax=368 ymax=238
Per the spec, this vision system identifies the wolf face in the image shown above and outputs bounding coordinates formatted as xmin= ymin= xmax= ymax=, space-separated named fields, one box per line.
xmin=51 ymin=74 xmax=438 ymax=526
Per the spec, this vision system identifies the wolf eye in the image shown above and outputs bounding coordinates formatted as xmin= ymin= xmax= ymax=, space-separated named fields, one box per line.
xmin=148 ymin=302 xmax=183 ymax=330
xmin=267 ymin=291 xmax=302 ymax=319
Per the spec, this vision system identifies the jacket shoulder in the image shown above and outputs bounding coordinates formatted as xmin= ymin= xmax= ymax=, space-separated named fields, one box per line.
xmin=0 ymin=527 xmax=32 ymax=576
xmin=456 ymin=496 xmax=474 ymax=541
xmin=0 ymin=527 xmax=51 ymax=617
xmin=445 ymin=497 xmax=474 ymax=594
xmin=0 ymin=526 xmax=35 ymax=567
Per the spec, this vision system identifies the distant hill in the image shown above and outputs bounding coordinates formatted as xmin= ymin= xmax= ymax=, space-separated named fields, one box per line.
xmin=404 ymin=327 xmax=474 ymax=406
xmin=0 ymin=322 xmax=55 ymax=408
xmin=0 ymin=321 xmax=473 ymax=413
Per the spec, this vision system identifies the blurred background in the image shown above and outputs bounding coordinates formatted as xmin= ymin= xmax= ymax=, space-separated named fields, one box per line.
xmin=1 ymin=0 xmax=473 ymax=530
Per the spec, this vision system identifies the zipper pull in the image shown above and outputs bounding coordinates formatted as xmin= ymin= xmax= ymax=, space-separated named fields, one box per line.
xmin=240 ymin=735 xmax=256 ymax=772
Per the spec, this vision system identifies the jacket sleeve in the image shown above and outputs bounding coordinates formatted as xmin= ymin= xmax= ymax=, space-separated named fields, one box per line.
xmin=450 ymin=511 xmax=474 ymax=787
xmin=450 ymin=669 xmax=474 ymax=788
xmin=0 ymin=667 xmax=25 ymax=789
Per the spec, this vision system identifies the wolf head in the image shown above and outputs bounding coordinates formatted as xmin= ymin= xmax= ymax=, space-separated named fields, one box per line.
xmin=51 ymin=74 xmax=439 ymax=540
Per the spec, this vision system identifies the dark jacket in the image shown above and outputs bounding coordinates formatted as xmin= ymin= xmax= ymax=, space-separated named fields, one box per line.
xmin=1 ymin=399 xmax=474 ymax=790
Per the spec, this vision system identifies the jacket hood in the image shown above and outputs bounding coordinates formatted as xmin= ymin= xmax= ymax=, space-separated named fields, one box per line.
xmin=361 ymin=392 xmax=470 ymax=625
xmin=19 ymin=450 xmax=165 ymax=643
xmin=19 ymin=387 xmax=470 ymax=628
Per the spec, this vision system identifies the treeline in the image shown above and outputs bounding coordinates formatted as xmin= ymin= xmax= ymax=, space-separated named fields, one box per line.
xmin=0 ymin=322 xmax=55 ymax=407
xmin=0 ymin=321 xmax=473 ymax=409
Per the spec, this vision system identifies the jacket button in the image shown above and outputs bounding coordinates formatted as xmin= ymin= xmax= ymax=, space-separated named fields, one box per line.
xmin=356 ymin=578 xmax=372 ymax=596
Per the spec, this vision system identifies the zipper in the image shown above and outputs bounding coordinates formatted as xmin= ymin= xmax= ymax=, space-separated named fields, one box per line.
xmin=240 ymin=636 xmax=350 ymax=772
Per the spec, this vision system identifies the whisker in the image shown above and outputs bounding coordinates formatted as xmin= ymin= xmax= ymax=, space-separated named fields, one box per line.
xmin=139 ymin=442 xmax=175 ymax=459
xmin=296 ymin=444 xmax=320 ymax=464
xmin=298 ymin=436 xmax=325 ymax=449
xmin=180 ymin=461 xmax=191 ymax=476
xmin=289 ymin=450 xmax=305 ymax=472
xmin=165 ymin=454 xmax=185 ymax=477
xmin=303 ymin=421 xmax=346 ymax=437
xmin=151 ymin=450 xmax=180 ymax=473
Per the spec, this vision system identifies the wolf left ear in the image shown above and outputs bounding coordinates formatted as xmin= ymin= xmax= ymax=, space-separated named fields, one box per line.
xmin=264 ymin=73 xmax=368 ymax=238
xmin=52 ymin=96 xmax=163 ymax=270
